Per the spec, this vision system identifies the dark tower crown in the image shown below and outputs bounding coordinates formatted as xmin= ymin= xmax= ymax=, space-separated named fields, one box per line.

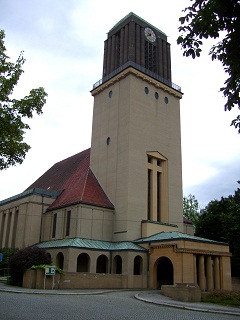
xmin=102 ymin=12 xmax=172 ymax=85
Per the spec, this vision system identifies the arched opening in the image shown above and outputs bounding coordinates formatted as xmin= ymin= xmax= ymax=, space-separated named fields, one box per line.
xmin=156 ymin=257 xmax=173 ymax=289
xmin=96 ymin=255 xmax=108 ymax=273
xmin=113 ymin=255 xmax=122 ymax=274
xmin=47 ymin=252 xmax=52 ymax=262
xmin=56 ymin=252 xmax=64 ymax=270
xmin=134 ymin=255 xmax=143 ymax=275
xmin=77 ymin=253 xmax=90 ymax=272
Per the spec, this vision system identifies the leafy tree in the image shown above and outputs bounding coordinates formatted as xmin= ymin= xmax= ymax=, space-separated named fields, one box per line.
xmin=0 ymin=29 xmax=47 ymax=170
xmin=183 ymin=194 xmax=200 ymax=227
xmin=0 ymin=248 xmax=17 ymax=276
xmin=8 ymin=246 xmax=51 ymax=286
xmin=195 ymin=183 xmax=240 ymax=276
xmin=177 ymin=0 xmax=240 ymax=132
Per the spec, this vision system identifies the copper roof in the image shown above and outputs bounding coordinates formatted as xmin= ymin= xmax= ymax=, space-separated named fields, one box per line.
xmin=35 ymin=237 xmax=147 ymax=252
xmin=26 ymin=149 xmax=114 ymax=211
xmin=134 ymin=231 xmax=228 ymax=245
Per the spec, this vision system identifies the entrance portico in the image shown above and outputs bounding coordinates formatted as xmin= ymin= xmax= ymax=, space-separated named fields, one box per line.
xmin=135 ymin=231 xmax=232 ymax=291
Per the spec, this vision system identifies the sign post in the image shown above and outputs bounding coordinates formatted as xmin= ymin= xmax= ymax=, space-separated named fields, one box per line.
xmin=44 ymin=266 xmax=56 ymax=289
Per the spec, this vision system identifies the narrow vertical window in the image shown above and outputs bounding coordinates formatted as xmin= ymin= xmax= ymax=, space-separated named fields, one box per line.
xmin=147 ymin=152 xmax=168 ymax=223
xmin=0 ymin=213 xmax=6 ymax=248
xmin=11 ymin=209 xmax=18 ymax=248
xmin=157 ymin=172 xmax=161 ymax=221
xmin=66 ymin=210 xmax=71 ymax=236
xmin=52 ymin=213 xmax=57 ymax=238
xmin=148 ymin=169 xmax=152 ymax=220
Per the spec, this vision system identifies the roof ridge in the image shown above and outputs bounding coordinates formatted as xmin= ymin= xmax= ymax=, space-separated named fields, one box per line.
xmin=80 ymin=166 xmax=90 ymax=201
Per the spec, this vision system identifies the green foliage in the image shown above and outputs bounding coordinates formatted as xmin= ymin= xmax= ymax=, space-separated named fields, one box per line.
xmin=0 ymin=29 xmax=48 ymax=170
xmin=195 ymin=183 xmax=240 ymax=276
xmin=183 ymin=194 xmax=200 ymax=227
xmin=202 ymin=290 xmax=240 ymax=307
xmin=31 ymin=264 xmax=64 ymax=274
xmin=0 ymin=248 xmax=17 ymax=276
xmin=177 ymin=0 xmax=240 ymax=132
xmin=8 ymin=246 xmax=51 ymax=286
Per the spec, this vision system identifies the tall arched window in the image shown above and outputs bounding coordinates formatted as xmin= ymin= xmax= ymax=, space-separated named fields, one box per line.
xmin=113 ymin=255 xmax=122 ymax=274
xmin=56 ymin=252 xmax=64 ymax=270
xmin=96 ymin=255 xmax=108 ymax=273
xmin=147 ymin=152 xmax=168 ymax=223
xmin=77 ymin=253 xmax=90 ymax=272
xmin=133 ymin=255 xmax=143 ymax=275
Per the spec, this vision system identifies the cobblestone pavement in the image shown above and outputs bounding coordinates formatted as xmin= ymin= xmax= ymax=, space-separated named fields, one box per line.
xmin=0 ymin=283 xmax=239 ymax=320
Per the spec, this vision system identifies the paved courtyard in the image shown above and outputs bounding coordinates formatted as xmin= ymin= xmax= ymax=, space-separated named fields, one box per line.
xmin=0 ymin=288 xmax=239 ymax=320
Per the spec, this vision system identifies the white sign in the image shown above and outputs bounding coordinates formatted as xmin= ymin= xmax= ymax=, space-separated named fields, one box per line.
xmin=45 ymin=265 xmax=55 ymax=276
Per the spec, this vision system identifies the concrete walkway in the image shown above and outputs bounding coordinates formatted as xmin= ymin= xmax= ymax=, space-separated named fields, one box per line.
xmin=0 ymin=281 xmax=239 ymax=317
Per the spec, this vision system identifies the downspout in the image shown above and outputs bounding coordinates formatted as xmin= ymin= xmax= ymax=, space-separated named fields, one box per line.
xmin=147 ymin=242 xmax=151 ymax=288
xmin=39 ymin=195 xmax=44 ymax=242
xmin=109 ymin=250 xmax=112 ymax=274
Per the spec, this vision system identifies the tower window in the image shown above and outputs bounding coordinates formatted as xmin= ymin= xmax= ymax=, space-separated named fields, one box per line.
xmin=164 ymin=97 xmax=169 ymax=104
xmin=147 ymin=153 xmax=168 ymax=223
xmin=144 ymin=87 xmax=149 ymax=94
xmin=52 ymin=213 xmax=57 ymax=238
xmin=65 ymin=210 xmax=71 ymax=236
xmin=155 ymin=92 xmax=159 ymax=100
xmin=145 ymin=41 xmax=157 ymax=72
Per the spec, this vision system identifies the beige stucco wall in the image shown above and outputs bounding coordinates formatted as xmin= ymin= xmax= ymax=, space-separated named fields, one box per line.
xmin=47 ymin=247 xmax=147 ymax=275
xmin=141 ymin=221 xmax=178 ymax=238
xmin=0 ymin=194 xmax=55 ymax=249
xmin=147 ymin=239 xmax=232 ymax=290
xmin=23 ymin=269 xmax=147 ymax=289
xmin=90 ymin=70 xmax=183 ymax=242
xmin=42 ymin=204 xmax=114 ymax=242
xmin=183 ymin=223 xmax=194 ymax=235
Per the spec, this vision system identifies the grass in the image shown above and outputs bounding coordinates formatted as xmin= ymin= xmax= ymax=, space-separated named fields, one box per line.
xmin=202 ymin=290 xmax=240 ymax=307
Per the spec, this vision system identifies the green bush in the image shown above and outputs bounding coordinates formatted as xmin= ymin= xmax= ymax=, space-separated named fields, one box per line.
xmin=8 ymin=246 xmax=51 ymax=286
xmin=202 ymin=290 xmax=240 ymax=307
xmin=31 ymin=264 xmax=64 ymax=274
xmin=0 ymin=248 xmax=17 ymax=276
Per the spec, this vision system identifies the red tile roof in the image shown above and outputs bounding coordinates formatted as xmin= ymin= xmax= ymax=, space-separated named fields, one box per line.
xmin=183 ymin=217 xmax=193 ymax=224
xmin=26 ymin=149 xmax=114 ymax=211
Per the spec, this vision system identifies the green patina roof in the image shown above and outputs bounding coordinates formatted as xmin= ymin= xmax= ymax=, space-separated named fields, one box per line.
xmin=134 ymin=231 xmax=228 ymax=246
xmin=35 ymin=237 xmax=147 ymax=252
xmin=109 ymin=12 xmax=166 ymax=36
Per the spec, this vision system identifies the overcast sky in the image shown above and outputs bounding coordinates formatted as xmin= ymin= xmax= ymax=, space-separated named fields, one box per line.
xmin=0 ymin=0 xmax=239 ymax=209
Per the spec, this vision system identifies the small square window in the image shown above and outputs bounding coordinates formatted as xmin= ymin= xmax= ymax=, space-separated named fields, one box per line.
xmin=148 ymin=156 xmax=152 ymax=163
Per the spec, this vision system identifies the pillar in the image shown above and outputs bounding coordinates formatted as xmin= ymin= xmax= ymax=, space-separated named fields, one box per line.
xmin=198 ymin=255 xmax=206 ymax=291
xmin=214 ymin=256 xmax=220 ymax=290
xmin=206 ymin=255 xmax=213 ymax=291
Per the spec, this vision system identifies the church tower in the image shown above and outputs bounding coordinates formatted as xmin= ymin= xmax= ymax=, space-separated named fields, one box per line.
xmin=90 ymin=13 xmax=183 ymax=241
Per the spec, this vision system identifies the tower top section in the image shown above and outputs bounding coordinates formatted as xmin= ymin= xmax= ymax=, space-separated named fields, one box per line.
xmin=108 ymin=12 xmax=167 ymax=39
xmin=93 ymin=12 xmax=181 ymax=93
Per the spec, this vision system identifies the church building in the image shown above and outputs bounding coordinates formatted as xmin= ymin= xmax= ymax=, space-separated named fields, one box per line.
xmin=0 ymin=13 xmax=232 ymax=291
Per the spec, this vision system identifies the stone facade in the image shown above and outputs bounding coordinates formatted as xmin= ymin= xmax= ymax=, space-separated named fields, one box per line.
xmin=0 ymin=13 xmax=233 ymax=292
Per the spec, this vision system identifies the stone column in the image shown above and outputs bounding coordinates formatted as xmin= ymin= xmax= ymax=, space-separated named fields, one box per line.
xmin=206 ymin=255 xmax=213 ymax=291
xmin=214 ymin=256 xmax=220 ymax=290
xmin=198 ymin=255 xmax=206 ymax=291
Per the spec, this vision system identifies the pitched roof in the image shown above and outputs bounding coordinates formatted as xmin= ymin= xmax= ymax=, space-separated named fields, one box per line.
xmin=26 ymin=149 xmax=114 ymax=210
xmin=35 ymin=237 xmax=147 ymax=252
xmin=134 ymin=231 xmax=228 ymax=246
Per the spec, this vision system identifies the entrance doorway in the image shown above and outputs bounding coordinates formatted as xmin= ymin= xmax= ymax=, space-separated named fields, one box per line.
xmin=156 ymin=257 xmax=173 ymax=288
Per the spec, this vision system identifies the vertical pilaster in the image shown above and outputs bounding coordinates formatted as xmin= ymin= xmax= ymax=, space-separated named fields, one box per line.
xmin=206 ymin=255 xmax=213 ymax=291
xmin=7 ymin=209 xmax=15 ymax=248
xmin=2 ymin=211 xmax=9 ymax=248
xmin=214 ymin=256 xmax=220 ymax=290
xmin=198 ymin=255 xmax=206 ymax=291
